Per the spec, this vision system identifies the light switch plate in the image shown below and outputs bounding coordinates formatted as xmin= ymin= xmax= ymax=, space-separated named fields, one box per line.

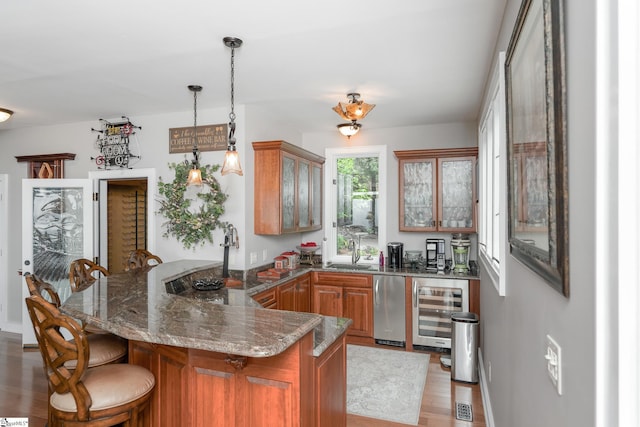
xmin=545 ymin=334 xmax=562 ymax=395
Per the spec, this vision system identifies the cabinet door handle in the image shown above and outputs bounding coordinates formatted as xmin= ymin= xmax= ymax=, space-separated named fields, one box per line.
xmin=225 ymin=355 xmax=248 ymax=370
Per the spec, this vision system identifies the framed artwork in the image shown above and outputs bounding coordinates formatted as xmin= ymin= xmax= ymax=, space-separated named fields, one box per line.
xmin=505 ymin=0 xmax=569 ymax=296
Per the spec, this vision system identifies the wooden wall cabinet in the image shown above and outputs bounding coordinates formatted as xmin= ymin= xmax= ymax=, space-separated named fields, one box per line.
xmin=394 ymin=148 xmax=478 ymax=232
xmin=253 ymin=140 xmax=324 ymax=235
xmin=311 ymin=272 xmax=373 ymax=341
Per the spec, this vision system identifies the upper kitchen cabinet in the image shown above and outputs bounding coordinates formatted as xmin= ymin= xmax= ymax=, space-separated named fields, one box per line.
xmin=253 ymin=140 xmax=324 ymax=235
xmin=395 ymin=148 xmax=478 ymax=232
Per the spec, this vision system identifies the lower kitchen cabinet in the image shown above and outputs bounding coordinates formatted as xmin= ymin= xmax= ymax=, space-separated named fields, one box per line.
xmin=252 ymin=287 xmax=277 ymax=309
xmin=278 ymin=273 xmax=311 ymax=312
xmin=311 ymin=272 xmax=373 ymax=342
xmin=129 ymin=333 xmax=327 ymax=426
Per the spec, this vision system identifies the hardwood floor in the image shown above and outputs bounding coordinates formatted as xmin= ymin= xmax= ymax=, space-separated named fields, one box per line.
xmin=0 ymin=331 xmax=485 ymax=426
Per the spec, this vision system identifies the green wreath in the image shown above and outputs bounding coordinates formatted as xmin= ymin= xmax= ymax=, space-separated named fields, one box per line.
xmin=158 ymin=162 xmax=228 ymax=249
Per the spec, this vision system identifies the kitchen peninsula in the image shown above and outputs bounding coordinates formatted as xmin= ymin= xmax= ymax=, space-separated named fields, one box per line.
xmin=61 ymin=260 xmax=351 ymax=427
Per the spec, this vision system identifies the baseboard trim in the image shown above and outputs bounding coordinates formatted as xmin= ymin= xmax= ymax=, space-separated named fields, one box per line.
xmin=1 ymin=320 xmax=21 ymax=334
xmin=478 ymin=349 xmax=496 ymax=427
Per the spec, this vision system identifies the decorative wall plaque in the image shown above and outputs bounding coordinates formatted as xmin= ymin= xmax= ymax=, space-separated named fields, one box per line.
xmin=169 ymin=124 xmax=228 ymax=154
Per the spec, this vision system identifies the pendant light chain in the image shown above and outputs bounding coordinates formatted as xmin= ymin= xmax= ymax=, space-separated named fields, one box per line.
xmin=229 ymin=45 xmax=236 ymax=123
xmin=193 ymin=88 xmax=198 ymax=150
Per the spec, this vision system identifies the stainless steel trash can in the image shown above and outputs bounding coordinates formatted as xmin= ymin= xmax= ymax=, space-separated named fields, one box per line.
xmin=451 ymin=312 xmax=479 ymax=383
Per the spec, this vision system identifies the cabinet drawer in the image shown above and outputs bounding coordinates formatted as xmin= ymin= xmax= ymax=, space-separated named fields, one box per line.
xmin=252 ymin=288 xmax=277 ymax=309
xmin=312 ymin=272 xmax=372 ymax=288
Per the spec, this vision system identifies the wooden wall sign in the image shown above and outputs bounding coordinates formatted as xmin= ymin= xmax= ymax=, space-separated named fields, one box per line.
xmin=16 ymin=153 xmax=76 ymax=178
xmin=169 ymin=124 xmax=228 ymax=154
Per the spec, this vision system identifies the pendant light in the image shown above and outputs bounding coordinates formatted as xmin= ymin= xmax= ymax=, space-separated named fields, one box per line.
xmin=186 ymin=84 xmax=203 ymax=186
xmin=221 ymin=36 xmax=244 ymax=176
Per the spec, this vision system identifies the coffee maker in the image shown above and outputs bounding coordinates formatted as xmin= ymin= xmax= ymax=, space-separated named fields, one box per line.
xmin=426 ymin=238 xmax=446 ymax=271
xmin=387 ymin=242 xmax=404 ymax=269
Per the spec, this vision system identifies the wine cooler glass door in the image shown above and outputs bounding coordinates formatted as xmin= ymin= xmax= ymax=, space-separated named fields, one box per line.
xmin=412 ymin=278 xmax=469 ymax=348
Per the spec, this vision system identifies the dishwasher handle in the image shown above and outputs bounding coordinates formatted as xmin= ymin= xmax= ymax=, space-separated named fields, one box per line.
xmin=374 ymin=278 xmax=379 ymax=306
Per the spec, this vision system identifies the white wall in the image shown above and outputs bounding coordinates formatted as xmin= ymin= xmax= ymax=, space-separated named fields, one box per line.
xmin=479 ymin=1 xmax=598 ymax=426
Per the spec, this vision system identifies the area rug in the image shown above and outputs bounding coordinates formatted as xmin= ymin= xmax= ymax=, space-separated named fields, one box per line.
xmin=347 ymin=344 xmax=430 ymax=425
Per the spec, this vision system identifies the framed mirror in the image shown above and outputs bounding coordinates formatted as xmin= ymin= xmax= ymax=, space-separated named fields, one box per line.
xmin=505 ymin=0 xmax=569 ymax=296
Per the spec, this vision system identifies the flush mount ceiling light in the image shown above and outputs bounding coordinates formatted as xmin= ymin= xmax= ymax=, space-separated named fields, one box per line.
xmin=221 ymin=36 xmax=244 ymax=176
xmin=186 ymin=84 xmax=203 ymax=187
xmin=0 ymin=108 xmax=14 ymax=123
xmin=332 ymin=93 xmax=375 ymax=138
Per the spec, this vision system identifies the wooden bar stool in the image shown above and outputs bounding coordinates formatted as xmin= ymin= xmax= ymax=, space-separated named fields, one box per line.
xmin=124 ymin=249 xmax=163 ymax=271
xmin=25 ymin=294 xmax=155 ymax=427
xmin=24 ymin=273 xmax=127 ymax=367
xmin=69 ymin=258 xmax=110 ymax=293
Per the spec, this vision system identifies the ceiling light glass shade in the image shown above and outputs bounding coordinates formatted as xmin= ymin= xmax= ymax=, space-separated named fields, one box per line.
xmin=186 ymin=166 xmax=203 ymax=186
xmin=337 ymin=122 xmax=362 ymax=138
xmin=0 ymin=108 xmax=13 ymax=123
xmin=332 ymin=93 xmax=375 ymax=121
xmin=221 ymin=147 xmax=243 ymax=176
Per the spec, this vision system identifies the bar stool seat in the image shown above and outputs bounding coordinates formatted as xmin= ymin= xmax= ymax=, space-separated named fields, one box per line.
xmin=65 ymin=334 xmax=128 ymax=369
xmin=50 ymin=363 xmax=155 ymax=413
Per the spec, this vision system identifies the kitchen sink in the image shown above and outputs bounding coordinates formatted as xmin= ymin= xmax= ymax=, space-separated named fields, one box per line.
xmin=325 ymin=263 xmax=375 ymax=271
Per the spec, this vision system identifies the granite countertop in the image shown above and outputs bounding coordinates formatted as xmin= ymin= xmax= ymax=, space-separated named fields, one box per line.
xmin=61 ymin=260 xmax=350 ymax=358
xmin=61 ymin=259 xmax=476 ymax=359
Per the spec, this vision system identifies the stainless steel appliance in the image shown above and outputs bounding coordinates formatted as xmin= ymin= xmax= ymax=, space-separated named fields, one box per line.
xmin=387 ymin=242 xmax=404 ymax=269
xmin=412 ymin=278 xmax=469 ymax=349
xmin=426 ymin=238 xmax=446 ymax=271
xmin=374 ymin=275 xmax=406 ymax=347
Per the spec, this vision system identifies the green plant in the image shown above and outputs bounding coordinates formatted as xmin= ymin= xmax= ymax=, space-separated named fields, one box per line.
xmin=157 ymin=162 xmax=228 ymax=249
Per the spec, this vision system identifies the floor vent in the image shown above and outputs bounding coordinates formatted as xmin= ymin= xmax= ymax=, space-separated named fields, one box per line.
xmin=455 ymin=401 xmax=473 ymax=422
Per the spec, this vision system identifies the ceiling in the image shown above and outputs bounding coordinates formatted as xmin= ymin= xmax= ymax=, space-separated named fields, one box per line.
xmin=0 ymin=0 xmax=506 ymax=134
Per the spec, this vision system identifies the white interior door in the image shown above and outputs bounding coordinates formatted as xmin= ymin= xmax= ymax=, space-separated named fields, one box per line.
xmin=21 ymin=179 xmax=93 ymax=347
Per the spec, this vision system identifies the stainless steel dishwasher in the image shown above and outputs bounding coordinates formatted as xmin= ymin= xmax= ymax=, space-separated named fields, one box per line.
xmin=373 ymin=275 xmax=406 ymax=347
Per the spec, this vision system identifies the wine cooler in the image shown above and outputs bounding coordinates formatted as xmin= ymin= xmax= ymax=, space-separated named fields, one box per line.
xmin=412 ymin=278 xmax=469 ymax=349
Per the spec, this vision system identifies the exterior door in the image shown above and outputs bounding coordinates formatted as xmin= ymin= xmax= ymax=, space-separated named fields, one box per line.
xmin=21 ymin=179 xmax=93 ymax=347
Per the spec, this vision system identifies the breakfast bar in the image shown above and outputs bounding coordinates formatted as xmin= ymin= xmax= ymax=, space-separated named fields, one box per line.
xmin=61 ymin=260 xmax=351 ymax=427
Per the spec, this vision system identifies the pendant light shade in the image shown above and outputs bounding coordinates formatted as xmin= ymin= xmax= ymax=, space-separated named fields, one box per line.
xmin=337 ymin=122 xmax=362 ymax=138
xmin=186 ymin=85 xmax=203 ymax=187
xmin=221 ymin=36 xmax=244 ymax=176
xmin=221 ymin=146 xmax=243 ymax=176
xmin=186 ymin=165 xmax=203 ymax=186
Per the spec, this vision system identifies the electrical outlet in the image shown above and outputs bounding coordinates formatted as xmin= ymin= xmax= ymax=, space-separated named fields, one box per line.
xmin=263 ymin=249 xmax=268 ymax=261
xmin=545 ymin=334 xmax=562 ymax=395
xmin=250 ymin=252 xmax=257 ymax=264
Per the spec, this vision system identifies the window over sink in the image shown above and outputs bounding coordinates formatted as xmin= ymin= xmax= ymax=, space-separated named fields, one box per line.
xmin=325 ymin=146 xmax=387 ymax=265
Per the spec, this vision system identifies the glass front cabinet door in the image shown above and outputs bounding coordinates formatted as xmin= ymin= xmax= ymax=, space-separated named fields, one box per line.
xmin=253 ymin=140 xmax=325 ymax=235
xmin=395 ymin=148 xmax=478 ymax=232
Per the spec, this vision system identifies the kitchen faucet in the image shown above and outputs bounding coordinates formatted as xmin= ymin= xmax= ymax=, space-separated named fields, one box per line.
xmin=348 ymin=237 xmax=361 ymax=264
xmin=221 ymin=224 xmax=239 ymax=278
